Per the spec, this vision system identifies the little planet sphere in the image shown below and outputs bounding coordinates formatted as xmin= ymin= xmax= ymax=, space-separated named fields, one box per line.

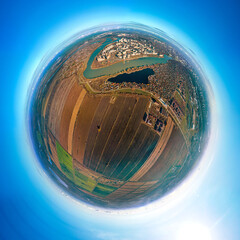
xmin=29 ymin=23 xmax=210 ymax=209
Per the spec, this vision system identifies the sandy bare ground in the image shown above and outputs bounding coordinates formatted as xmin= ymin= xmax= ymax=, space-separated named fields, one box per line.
xmin=67 ymin=89 xmax=86 ymax=154
xmin=59 ymin=82 xmax=83 ymax=150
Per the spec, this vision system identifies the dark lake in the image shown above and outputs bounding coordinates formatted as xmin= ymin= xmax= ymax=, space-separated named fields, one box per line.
xmin=108 ymin=68 xmax=154 ymax=84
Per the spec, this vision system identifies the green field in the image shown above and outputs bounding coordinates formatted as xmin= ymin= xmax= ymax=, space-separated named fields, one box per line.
xmin=56 ymin=141 xmax=74 ymax=181
xmin=74 ymin=170 xmax=97 ymax=192
xmin=55 ymin=140 xmax=117 ymax=195
xmin=92 ymin=183 xmax=117 ymax=197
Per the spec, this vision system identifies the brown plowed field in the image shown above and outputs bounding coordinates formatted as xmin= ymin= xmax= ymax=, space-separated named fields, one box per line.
xmin=59 ymin=82 xmax=83 ymax=150
xmin=47 ymin=75 xmax=77 ymax=138
xmin=103 ymin=97 xmax=149 ymax=177
xmin=72 ymin=94 xmax=101 ymax=165
xmin=130 ymin=117 xmax=174 ymax=181
xmin=113 ymin=123 xmax=149 ymax=179
xmin=139 ymin=126 xmax=188 ymax=181
xmin=96 ymin=97 xmax=137 ymax=174
xmin=113 ymin=123 xmax=159 ymax=180
xmin=105 ymin=181 xmax=144 ymax=200
xmin=42 ymin=91 xmax=51 ymax=119
xmin=73 ymin=158 xmax=102 ymax=179
xmin=120 ymin=181 xmax=157 ymax=200
xmin=42 ymin=71 xmax=62 ymax=119
xmin=89 ymin=96 xmax=126 ymax=171
xmin=118 ymin=125 xmax=159 ymax=180
xmin=83 ymin=96 xmax=111 ymax=168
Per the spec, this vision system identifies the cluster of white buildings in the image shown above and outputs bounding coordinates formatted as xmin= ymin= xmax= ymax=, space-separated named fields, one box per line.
xmin=96 ymin=38 xmax=163 ymax=62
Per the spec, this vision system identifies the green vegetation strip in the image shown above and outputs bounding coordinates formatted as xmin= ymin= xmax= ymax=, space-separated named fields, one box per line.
xmin=56 ymin=141 xmax=74 ymax=181
xmin=36 ymin=131 xmax=43 ymax=146
xmin=92 ymin=183 xmax=117 ymax=197
xmin=55 ymin=140 xmax=117 ymax=195
xmin=74 ymin=170 xmax=97 ymax=192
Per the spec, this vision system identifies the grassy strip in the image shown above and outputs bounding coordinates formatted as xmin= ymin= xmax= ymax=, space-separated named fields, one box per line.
xmin=92 ymin=183 xmax=117 ymax=197
xmin=74 ymin=170 xmax=97 ymax=192
xmin=56 ymin=141 xmax=74 ymax=181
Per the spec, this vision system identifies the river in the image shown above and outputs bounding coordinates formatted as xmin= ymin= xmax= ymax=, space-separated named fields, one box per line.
xmin=83 ymin=37 xmax=171 ymax=79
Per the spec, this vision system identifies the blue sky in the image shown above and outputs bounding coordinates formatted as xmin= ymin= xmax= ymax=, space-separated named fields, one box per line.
xmin=1 ymin=0 xmax=240 ymax=239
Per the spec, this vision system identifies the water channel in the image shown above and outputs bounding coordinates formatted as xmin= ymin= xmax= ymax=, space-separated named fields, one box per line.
xmin=83 ymin=37 xmax=171 ymax=79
